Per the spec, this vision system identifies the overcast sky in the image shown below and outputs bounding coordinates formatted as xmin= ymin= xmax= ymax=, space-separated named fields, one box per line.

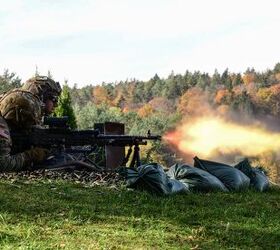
xmin=1 ymin=0 xmax=280 ymax=87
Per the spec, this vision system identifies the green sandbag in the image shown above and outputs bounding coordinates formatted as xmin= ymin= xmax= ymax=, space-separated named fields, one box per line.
xmin=167 ymin=163 xmax=228 ymax=192
xmin=124 ymin=163 xmax=189 ymax=195
xmin=234 ymin=159 xmax=269 ymax=192
xmin=194 ymin=156 xmax=250 ymax=191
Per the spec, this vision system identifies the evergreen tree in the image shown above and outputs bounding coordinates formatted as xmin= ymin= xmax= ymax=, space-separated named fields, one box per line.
xmin=221 ymin=68 xmax=232 ymax=90
xmin=54 ymin=81 xmax=77 ymax=129
xmin=210 ymin=69 xmax=221 ymax=90
xmin=230 ymin=91 xmax=254 ymax=116
xmin=232 ymin=73 xmax=243 ymax=86
xmin=196 ymin=73 xmax=210 ymax=90
xmin=133 ymin=81 xmax=145 ymax=103
xmin=151 ymin=78 xmax=164 ymax=97
xmin=273 ymin=63 xmax=280 ymax=73
xmin=0 ymin=69 xmax=21 ymax=93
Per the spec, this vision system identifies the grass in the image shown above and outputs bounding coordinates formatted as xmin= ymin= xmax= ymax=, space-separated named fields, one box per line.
xmin=0 ymin=178 xmax=279 ymax=250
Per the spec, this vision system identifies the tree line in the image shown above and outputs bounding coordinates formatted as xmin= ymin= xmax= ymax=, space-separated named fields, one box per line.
xmin=1 ymin=64 xmax=280 ymax=168
xmin=70 ymin=63 xmax=280 ymax=123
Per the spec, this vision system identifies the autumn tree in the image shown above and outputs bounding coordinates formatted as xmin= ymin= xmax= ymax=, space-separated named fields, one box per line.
xmin=92 ymin=85 xmax=111 ymax=105
xmin=148 ymin=97 xmax=175 ymax=114
xmin=177 ymin=87 xmax=213 ymax=117
xmin=137 ymin=104 xmax=154 ymax=118
xmin=243 ymin=68 xmax=256 ymax=85
xmin=214 ymin=89 xmax=232 ymax=105
xmin=255 ymin=84 xmax=280 ymax=116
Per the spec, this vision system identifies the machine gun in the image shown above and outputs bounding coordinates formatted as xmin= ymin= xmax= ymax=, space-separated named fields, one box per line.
xmin=11 ymin=116 xmax=161 ymax=169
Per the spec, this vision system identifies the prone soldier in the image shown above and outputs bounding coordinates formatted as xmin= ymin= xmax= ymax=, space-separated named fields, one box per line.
xmin=0 ymin=76 xmax=62 ymax=171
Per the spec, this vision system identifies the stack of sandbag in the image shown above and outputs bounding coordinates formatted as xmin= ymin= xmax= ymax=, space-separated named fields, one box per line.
xmin=194 ymin=156 xmax=250 ymax=191
xmin=234 ymin=158 xmax=269 ymax=192
xmin=166 ymin=163 xmax=228 ymax=192
xmin=121 ymin=157 xmax=269 ymax=195
xmin=124 ymin=163 xmax=189 ymax=195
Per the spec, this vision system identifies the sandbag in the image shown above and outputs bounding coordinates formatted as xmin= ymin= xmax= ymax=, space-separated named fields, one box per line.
xmin=124 ymin=163 xmax=189 ymax=195
xmin=194 ymin=156 xmax=250 ymax=191
xmin=234 ymin=159 xmax=269 ymax=192
xmin=167 ymin=163 xmax=228 ymax=192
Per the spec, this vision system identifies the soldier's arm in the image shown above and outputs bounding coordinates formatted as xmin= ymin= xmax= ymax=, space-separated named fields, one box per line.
xmin=0 ymin=137 xmax=30 ymax=172
xmin=0 ymin=116 xmax=32 ymax=172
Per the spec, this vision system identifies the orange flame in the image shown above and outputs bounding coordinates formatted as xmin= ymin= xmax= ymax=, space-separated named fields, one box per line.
xmin=164 ymin=116 xmax=280 ymax=158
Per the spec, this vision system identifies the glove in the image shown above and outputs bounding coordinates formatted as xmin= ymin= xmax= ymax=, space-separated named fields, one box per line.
xmin=24 ymin=147 xmax=50 ymax=165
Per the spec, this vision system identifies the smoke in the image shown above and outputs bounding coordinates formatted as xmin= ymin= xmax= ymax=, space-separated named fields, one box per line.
xmin=164 ymin=89 xmax=280 ymax=171
xmin=165 ymin=116 xmax=280 ymax=156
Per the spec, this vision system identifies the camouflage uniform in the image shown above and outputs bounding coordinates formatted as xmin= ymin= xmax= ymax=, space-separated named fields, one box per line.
xmin=0 ymin=76 xmax=61 ymax=171
xmin=0 ymin=89 xmax=42 ymax=129
xmin=0 ymin=115 xmax=30 ymax=171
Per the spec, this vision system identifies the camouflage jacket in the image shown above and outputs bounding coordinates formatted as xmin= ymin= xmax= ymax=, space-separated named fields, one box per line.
xmin=0 ymin=115 xmax=30 ymax=171
xmin=0 ymin=89 xmax=43 ymax=129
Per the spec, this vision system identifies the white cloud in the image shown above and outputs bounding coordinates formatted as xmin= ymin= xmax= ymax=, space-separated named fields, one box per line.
xmin=0 ymin=0 xmax=280 ymax=86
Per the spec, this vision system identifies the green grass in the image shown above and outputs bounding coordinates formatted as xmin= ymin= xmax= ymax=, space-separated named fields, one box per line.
xmin=0 ymin=179 xmax=279 ymax=250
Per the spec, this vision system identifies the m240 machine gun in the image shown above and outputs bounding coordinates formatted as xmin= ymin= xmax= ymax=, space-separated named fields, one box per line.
xmin=11 ymin=117 xmax=161 ymax=169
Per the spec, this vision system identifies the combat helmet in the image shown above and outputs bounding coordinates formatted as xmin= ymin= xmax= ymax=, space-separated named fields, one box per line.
xmin=21 ymin=76 xmax=62 ymax=103
xmin=0 ymin=90 xmax=42 ymax=129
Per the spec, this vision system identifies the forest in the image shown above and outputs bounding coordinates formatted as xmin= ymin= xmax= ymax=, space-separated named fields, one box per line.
xmin=1 ymin=64 xmax=280 ymax=182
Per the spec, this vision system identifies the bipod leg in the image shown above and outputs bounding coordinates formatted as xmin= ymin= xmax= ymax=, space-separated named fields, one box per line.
xmin=122 ymin=146 xmax=133 ymax=166
xmin=129 ymin=143 xmax=141 ymax=169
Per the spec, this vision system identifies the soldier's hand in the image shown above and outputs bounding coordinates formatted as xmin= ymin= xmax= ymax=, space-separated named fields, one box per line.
xmin=25 ymin=147 xmax=50 ymax=164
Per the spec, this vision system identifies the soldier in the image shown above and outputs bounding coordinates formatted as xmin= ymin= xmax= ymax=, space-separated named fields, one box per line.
xmin=0 ymin=76 xmax=62 ymax=171
xmin=0 ymin=76 xmax=61 ymax=128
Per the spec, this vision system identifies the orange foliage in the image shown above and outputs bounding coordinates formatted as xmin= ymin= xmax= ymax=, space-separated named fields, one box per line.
xmin=232 ymin=85 xmax=246 ymax=96
xmin=270 ymin=83 xmax=280 ymax=94
xmin=112 ymin=92 xmax=126 ymax=108
xmin=92 ymin=86 xmax=111 ymax=105
xmin=242 ymin=73 xmax=255 ymax=85
xmin=275 ymin=73 xmax=280 ymax=82
xmin=137 ymin=104 xmax=154 ymax=117
xmin=122 ymin=106 xmax=130 ymax=113
xmin=148 ymin=97 xmax=175 ymax=113
xmin=255 ymin=86 xmax=279 ymax=114
xmin=178 ymin=87 xmax=213 ymax=117
xmin=214 ymin=89 xmax=230 ymax=104
xmin=245 ymin=82 xmax=258 ymax=96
